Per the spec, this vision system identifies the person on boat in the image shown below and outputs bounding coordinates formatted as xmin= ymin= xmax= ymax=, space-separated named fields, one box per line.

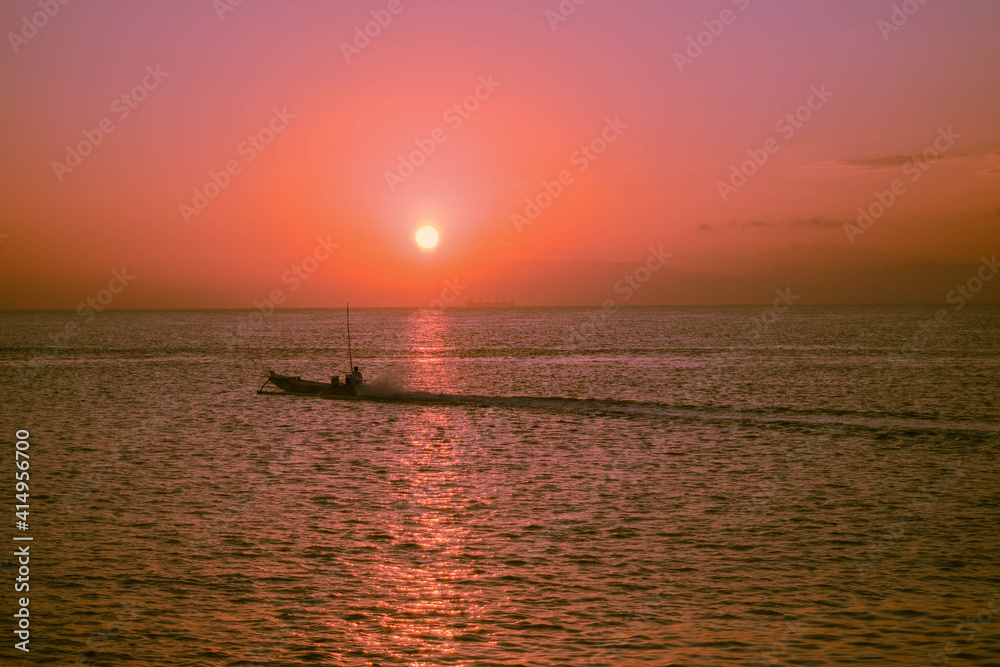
xmin=345 ymin=366 xmax=363 ymax=391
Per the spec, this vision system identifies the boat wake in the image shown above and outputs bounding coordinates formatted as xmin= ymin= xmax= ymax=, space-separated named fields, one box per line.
xmin=287 ymin=385 xmax=1000 ymax=436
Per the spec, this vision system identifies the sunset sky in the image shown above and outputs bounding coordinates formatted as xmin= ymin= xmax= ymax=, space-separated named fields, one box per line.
xmin=1 ymin=0 xmax=998 ymax=308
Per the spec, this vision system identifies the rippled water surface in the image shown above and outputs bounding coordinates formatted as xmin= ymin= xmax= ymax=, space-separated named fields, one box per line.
xmin=1 ymin=307 xmax=998 ymax=666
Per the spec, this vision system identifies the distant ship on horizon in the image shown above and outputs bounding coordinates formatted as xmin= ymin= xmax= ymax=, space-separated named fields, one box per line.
xmin=465 ymin=297 xmax=515 ymax=308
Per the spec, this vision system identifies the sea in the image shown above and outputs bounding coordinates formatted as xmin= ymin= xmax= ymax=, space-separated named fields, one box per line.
xmin=0 ymin=306 xmax=998 ymax=666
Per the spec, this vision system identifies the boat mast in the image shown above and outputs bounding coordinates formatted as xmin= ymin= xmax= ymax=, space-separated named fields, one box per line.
xmin=347 ymin=303 xmax=354 ymax=369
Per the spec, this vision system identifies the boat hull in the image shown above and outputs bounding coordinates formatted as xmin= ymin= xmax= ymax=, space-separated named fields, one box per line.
xmin=262 ymin=371 xmax=361 ymax=397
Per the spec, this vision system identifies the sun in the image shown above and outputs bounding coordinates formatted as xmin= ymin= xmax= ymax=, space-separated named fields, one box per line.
xmin=415 ymin=225 xmax=439 ymax=249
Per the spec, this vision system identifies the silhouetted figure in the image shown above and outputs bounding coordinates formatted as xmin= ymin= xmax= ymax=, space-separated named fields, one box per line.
xmin=346 ymin=366 xmax=363 ymax=394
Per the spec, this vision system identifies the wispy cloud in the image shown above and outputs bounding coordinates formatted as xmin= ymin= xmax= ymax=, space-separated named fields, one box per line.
xmin=788 ymin=217 xmax=843 ymax=228
xmin=832 ymin=156 xmax=917 ymax=170
xmin=980 ymin=150 xmax=1000 ymax=175
xmin=698 ymin=216 xmax=844 ymax=232
xmin=819 ymin=154 xmax=965 ymax=171
xmin=699 ymin=217 xmax=843 ymax=231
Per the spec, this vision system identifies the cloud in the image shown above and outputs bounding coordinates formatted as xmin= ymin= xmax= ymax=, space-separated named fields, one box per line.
xmin=698 ymin=223 xmax=711 ymax=231
xmin=705 ymin=217 xmax=844 ymax=230
xmin=980 ymin=150 xmax=1000 ymax=175
xmin=789 ymin=217 xmax=843 ymax=228
xmin=822 ymin=154 xmax=965 ymax=171
xmin=830 ymin=156 xmax=917 ymax=170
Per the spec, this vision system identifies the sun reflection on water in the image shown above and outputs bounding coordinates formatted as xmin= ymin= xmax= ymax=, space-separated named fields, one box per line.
xmin=402 ymin=309 xmax=466 ymax=394
xmin=345 ymin=311 xmax=492 ymax=665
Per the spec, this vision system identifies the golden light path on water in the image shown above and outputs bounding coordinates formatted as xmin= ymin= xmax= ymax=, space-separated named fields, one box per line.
xmin=345 ymin=311 xmax=491 ymax=665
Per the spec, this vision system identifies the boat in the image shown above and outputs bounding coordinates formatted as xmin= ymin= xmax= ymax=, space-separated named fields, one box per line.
xmin=259 ymin=371 xmax=362 ymax=397
xmin=257 ymin=303 xmax=365 ymax=398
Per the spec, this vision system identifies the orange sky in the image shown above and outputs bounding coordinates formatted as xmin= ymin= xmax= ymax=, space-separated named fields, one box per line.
xmin=1 ymin=0 xmax=998 ymax=308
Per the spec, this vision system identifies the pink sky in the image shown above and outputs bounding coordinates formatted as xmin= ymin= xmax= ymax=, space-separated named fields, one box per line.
xmin=1 ymin=0 xmax=998 ymax=307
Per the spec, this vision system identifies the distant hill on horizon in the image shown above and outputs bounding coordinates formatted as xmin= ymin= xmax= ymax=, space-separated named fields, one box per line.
xmin=3 ymin=243 xmax=997 ymax=309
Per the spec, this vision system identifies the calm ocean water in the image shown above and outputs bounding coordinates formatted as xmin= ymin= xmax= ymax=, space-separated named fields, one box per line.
xmin=1 ymin=306 xmax=998 ymax=666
